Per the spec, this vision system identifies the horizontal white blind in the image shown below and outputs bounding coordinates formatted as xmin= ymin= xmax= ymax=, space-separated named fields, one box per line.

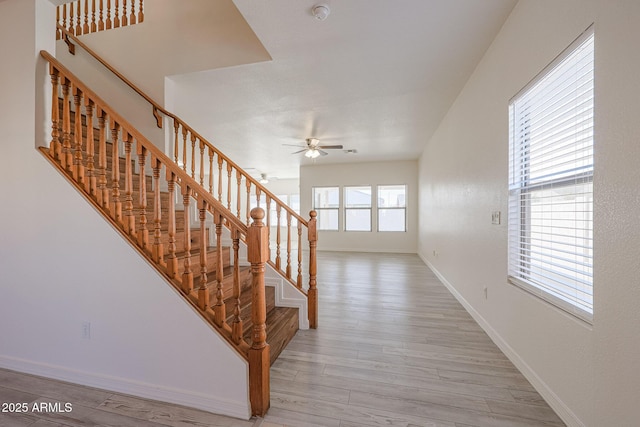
xmin=508 ymin=27 xmax=594 ymax=322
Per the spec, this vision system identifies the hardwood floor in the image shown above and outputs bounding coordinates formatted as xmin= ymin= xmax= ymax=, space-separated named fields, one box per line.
xmin=0 ymin=252 xmax=564 ymax=427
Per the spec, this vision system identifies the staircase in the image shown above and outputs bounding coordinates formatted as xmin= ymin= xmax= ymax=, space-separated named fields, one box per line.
xmin=38 ymin=18 xmax=317 ymax=417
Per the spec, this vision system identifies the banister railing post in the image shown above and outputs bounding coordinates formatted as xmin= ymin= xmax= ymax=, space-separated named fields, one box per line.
xmin=308 ymin=210 xmax=318 ymax=329
xmin=247 ymin=207 xmax=270 ymax=417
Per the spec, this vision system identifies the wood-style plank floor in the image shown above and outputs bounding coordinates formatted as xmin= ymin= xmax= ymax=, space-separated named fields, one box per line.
xmin=0 ymin=252 xmax=564 ymax=427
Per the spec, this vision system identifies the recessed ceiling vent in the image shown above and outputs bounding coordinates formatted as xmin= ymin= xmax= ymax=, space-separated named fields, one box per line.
xmin=312 ymin=4 xmax=330 ymax=21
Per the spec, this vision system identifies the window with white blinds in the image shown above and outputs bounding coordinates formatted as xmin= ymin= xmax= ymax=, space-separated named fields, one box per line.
xmin=508 ymin=27 xmax=594 ymax=322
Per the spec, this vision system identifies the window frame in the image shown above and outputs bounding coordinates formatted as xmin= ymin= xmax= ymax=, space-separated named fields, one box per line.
xmin=344 ymin=185 xmax=372 ymax=232
xmin=377 ymin=184 xmax=407 ymax=232
xmin=312 ymin=186 xmax=340 ymax=231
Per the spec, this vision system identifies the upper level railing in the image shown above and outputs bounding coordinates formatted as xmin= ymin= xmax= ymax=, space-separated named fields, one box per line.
xmin=57 ymin=25 xmax=318 ymax=328
xmin=56 ymin=0 xmax=144 ymax=40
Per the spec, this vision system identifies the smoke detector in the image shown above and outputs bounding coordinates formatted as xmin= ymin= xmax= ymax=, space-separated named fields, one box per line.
xmin=312 ymin=4 xmax=330 ymax=21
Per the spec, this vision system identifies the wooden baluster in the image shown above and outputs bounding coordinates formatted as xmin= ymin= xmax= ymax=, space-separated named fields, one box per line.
xmin=69 ymin=2 xmax=75 ymax=35
xmin=49 ymin=66 xmax=60 ymax=160
xmin=166 ymin=171 xmax=178 ymax=279
xmin=110 ymin=122 xmax=122 ymax=223
xmin=90 ymin=0 xmax=97 ymax=32
xmin=121 ymin=0 xmax=128 ymax=26
xmin=308 ymin=210 xmax=318 ymax=329
xmin=248 ymin=207 xmax=270 ymax=417
xmin=97 ymin=109 xmax=109 ymax=209
xmin=286 ymin=212 xmax=292 ymax=279
xmin=106 ymin=0 xmax=112 ymax=30
xmin=236 ymin=170 xmax=242 ymax=220
xmin=297 ymin=220 xmax=303 ymax=288
xmin=98 ymin=0 xmax=104 ymax=31
xmin=61 ymin=78 xmax=72 ymax=172
xmin=62 ymin=4 xmax=68 ymax=35
xmin=190 ymin=133 xmax=196 ymax=179
xmin=129 ymin=0 xmax=136 ymax=25
xmin=72 ymin=87 xmax=85 ymax=186
xmin=173 ymin=120 xmax=179 ymax=164
xmin=256 ymin=187 xmax=261 ymax=208
xmin=245 ymin=179 xmax=251 ymax=225
xmin=151 ymin=156 xmax=164 ymax=264
xmin=266 ymin=196 xmax=271 ymax=259
xmin=85 ymin=98 xmax=96 ymax=195
xmin=199 ymin=139 xmax=204 ymax=186
xmin=208 ymin=148 xmax=214 ymax=194
xmin=231 ymin=228 xmax=243 ymax=344
xmin=137 ymin=145 xmax=149 ymax=249
xmin=181 ymin=185 xmax=194 ymax=294
xmin=123 ymin=131 xmax=136 ymax=235
xmin=114 ymin=0 xmax=120 ymax=28
xmin=75 ymin=0 xmax=82 ymax=35
xmin=275 ymin=204 xmax=281 ymax=270
xmin=214 ymin=213 xmax=225 ymax=326
xmin=138 ymin=0 xmax=144 ymax=23
xmin=226 ymin=163 xmax=232 ymax=210
xmin=83 ymin=0 xmax=90 ymax=34
xmin=198 ymin=198 xmax=209 ymax=311
xmin=182 ymin=127 xmax=188 ymax=173
xmin=56 ymin=7 xmax=61 ymax=40
xmin=217 ymin=156 xmax=223 ymax=202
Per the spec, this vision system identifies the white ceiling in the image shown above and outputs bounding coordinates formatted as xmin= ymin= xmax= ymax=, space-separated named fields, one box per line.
xmin=169 ymin=0 xmax=518 ymax=179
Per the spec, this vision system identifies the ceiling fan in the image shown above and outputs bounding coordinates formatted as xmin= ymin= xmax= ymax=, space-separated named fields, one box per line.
xmin=284 ymin=138 xmax=343 ymax=159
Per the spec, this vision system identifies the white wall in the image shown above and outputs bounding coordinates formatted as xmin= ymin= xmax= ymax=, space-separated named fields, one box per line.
xmin=419 ymin=0 xmax=640 ymax=425
xmin=0 ymin=0 xmax=250 ymax=419
xmin=301 ymin=160 xmax=417 ymax=253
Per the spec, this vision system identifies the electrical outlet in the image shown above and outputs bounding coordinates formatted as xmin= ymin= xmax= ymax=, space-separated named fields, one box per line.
xmin=491 ymin=211 xmax=501 ymax=225
xmin=82 ymin=321 xmax=91 ymax=340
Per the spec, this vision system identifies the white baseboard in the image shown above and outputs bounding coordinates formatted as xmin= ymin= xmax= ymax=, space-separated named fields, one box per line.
xmin=0 ymin=354 xmax=250 ymax=420
xmin=417 ymin=253 xmax=584 ymax=427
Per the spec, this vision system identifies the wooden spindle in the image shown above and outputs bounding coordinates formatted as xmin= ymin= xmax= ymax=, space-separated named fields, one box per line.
xmin=217 ymin=156 xmax=223 ymax=202
xmin=190 ymin=133 xmax=196 ymax=179
xmin=138 ymin=0 xmax=144 ymax=23
xmin=129 ymin=0 xmax=136 ymax=24
xmin=275 ymin=204 xmax=281 ymax=270
xmin=173 ymin=120 xmax=179 ymax=164
xmin=69 ymin=2 xmax=75 ymax=35
xmin=198 ymin=198 xmax=209 ymax=311
xmin=166 ymin=171 xmax=178 ymax=279
xmin=56 ymin=7 xmax=61 ymax=40
xmin=231 ymin=228 xmax=243 ymax=344
xmin=83 ymin=0 xmax=90 ymax=34
xmin=49 ymin=66 xmax=60 ymax=160
xmin=72 ymin=87 xmax=85 ymax=186
xmin=266 ymin=196 xmax=271 ymax=258
xmin=247 ymin=207 xmax=270 ymax=417
xmin=227 ymin=163 xmax=232 ymax=211
xmin=199 ymin=139 xmax=205 ymax=186
xmin=98 ymin=0 xmax=104 ymax=31
xmin=182 ymin=127 xmax=188 ymax=173
xmin=121 ymin=0 xmax=128 ymax=26
xmin=181 ymin=185 xmax=193 ymax=294
xmin=308 ymin=210 xmax=318 ymax=329
xmin=62 ymin=4 xmax=68 ymax=35
xmin=123 ymin=131 xmax=136 ymax=235
xmin=61 ymin=78 xmax=72 ymax=172
xmin=106 ymin=0 xmax=112 ymax=30
xmin=91 ymin=0 xmax=97 ymax=32
xmin=297 ymin=220 xmax=303 ymax=288
xmin=85 ymin=98 xmax=96 ymax=195
xmin=208 ymin=148 xmax=214 ymax=194
xmin=114 ymin=0 xmax=120 ymax=28
xmin=97 ymin=109 xmax=109 ymax=209
xmin=256 ymin=187 xmax=262 ymax=208
xmin=236 ymin=170 xmax=242 ymax=219
xmin=151 ymin=156 xmax=164 ymax=264
xmin=245 ymin=179 xmax=251 ymax=225
xmin=214 ymin=213 xmax=226 ymax=326
xmin=110 ymin=122 xmax=122 ymax=222
xmin=137 ymin=145 xmax=149 ymax=249
xmin=75 ymin=0 xmax=82 ymax=35
xmin=286 ymin=212 xmax=292 ymax=279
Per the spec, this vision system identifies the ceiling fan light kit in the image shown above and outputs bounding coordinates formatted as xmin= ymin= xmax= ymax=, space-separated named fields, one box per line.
xmin=312 ymin=4 xmax=330 ymax=21
xmin=259 ymin=173 xmax=269 ymax=184
xmin=305 ymin=149 xmax=321 ymax=159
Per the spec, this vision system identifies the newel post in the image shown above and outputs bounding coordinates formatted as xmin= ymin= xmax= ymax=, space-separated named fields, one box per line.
xmin=247 ymin=207 xmax=270 ymax=416
xmin=308 ymin=210 xmax=318 ymax=329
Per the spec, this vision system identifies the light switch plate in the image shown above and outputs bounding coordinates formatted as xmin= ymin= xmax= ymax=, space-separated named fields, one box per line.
xmin=491 ymin=211 xmax=501 ymax=225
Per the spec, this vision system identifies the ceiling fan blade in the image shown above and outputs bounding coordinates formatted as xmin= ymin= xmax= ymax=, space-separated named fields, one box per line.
xmin=283 ymin=143 xmax=307 ymax=147
xmin=291 ymin=149 xmax=307 ymax=154
xmin=318 ymin=145 xmax=344 ymax=149
xmin=318 ymin=149 xmax=329 ymax=156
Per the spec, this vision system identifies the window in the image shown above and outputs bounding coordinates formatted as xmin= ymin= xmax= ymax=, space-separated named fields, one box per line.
xmin=344 ymin=186 xmax=372 ymax=231
xmin=378 ymin=185 xmax=406 ymax=232
xmin=508 ymin=27 xmax=594 ymax=322
xmin=313 ymin=187 xmax=339 ymax=230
